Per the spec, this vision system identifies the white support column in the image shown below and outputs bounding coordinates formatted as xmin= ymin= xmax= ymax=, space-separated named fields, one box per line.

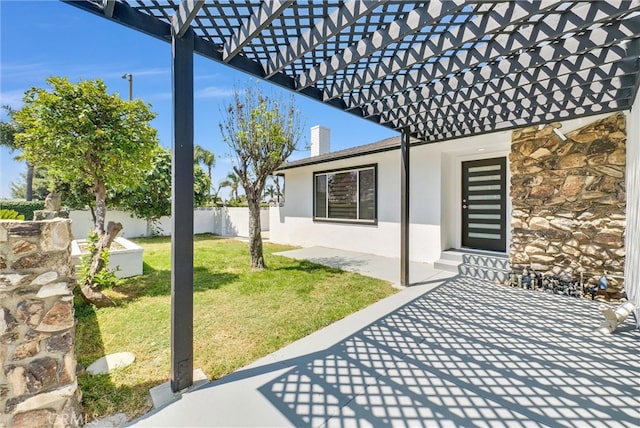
xmin=625 ymin=89 xmax=640 ymax=328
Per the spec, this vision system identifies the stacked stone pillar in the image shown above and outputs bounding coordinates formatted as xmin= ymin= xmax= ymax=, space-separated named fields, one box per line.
xmin=510 ymin=113 xmax=626 ymax=296
xmin=1 ymin=219 xmax=81 ymax=427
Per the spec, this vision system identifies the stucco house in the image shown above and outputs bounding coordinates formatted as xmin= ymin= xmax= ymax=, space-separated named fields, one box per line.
xmin=271 ymin=98 xmax=639 ymax=295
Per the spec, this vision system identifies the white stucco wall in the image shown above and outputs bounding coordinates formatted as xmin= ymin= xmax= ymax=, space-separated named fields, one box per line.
xmin=625 ymin=90 xmax=640 ymax=325
xmin=270 ymin=114 xmax=621 ymax=263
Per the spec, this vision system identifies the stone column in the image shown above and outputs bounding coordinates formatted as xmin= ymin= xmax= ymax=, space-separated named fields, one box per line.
xmin=509 ymin=113 xmax=626 ymax=297
xmin=1 ymin=219 xmax=81 ymax=427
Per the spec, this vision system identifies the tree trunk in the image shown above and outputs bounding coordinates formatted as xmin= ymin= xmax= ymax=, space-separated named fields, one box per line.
xmin=94 ymin=181 xmax=107 ymax=234
xmin=247 ymin=190 xmax=265 ymax=270
xmin=79 ymin=221 xmax=122 ymax=307
xmin=25 ymin=162 xmax=34 ymax=201
xmin=89 ymin=206 xmax=97 ymax=227
xmin=78 ymin=182 xmax=121 ymax=307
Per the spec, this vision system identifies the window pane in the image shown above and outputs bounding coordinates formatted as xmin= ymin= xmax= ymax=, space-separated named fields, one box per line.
xmin=314 ymin=174 xmax=326 ymax=218
xmin=359 ymin=168 xmax=375 ymax=220
xmin=328 ymin=171 xmax=357 ymax=219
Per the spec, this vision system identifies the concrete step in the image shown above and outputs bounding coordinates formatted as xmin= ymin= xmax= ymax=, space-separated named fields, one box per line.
xmin=434 ymin=250 xmax=510 ymax=283
xmin=433 ymin=259 xmax=460 ymax=273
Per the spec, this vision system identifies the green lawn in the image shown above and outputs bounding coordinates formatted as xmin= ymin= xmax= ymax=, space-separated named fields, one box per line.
xmin=75 ymin=234 xmax=397 ymax=421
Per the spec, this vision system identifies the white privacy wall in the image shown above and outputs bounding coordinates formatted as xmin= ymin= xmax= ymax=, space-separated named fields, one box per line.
xmin=625 ymin=91 xmax=640 ymax=326
xmin=68 ymin=207 xmax=269 ymax=240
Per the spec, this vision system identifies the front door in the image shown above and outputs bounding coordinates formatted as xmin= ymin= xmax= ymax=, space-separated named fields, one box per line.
xmin=461 ymin=157 xmax=507 ymax=252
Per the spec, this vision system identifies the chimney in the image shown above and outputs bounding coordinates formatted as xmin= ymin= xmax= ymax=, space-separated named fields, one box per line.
xmin=310 ymin=125 xmax=330 ymax=156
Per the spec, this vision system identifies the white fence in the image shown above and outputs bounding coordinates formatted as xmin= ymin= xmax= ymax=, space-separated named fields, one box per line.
xmin=68 ymin=207 xmax=269 ymax=239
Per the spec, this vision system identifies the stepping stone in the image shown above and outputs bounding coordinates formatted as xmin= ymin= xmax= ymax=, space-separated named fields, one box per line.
xmin=87 ymin=352 xmax=135 ymax=375
xmin=84 ymin=413 xmax=128 ymax=428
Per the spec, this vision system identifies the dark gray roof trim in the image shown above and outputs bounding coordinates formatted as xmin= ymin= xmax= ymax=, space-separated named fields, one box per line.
xmin=277 ymin=136 xmax=401 ymax=171
xmin=66 ymin=1 xmax=640 ymax=145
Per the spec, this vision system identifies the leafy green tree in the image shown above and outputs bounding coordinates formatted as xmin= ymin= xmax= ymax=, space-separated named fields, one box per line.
xmin=194 ymin=144 xmax=215 ymax=202
xmin=119 ymin=149 xmax=210 ymax=234
xmin=14 ymin=77 xmax=159 ymax=306
xmin=1 ymin=105 xmax=36 ymax=200
xmin=219 ymin=85 xmax=303 ymax=269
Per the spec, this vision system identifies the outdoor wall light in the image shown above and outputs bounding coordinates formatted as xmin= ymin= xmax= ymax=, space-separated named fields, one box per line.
xmin=553 ymin=128 xmax=567 ymax=141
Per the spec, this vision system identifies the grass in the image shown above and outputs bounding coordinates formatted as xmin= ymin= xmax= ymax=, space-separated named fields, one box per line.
xmin=75 ymin=234 xmax=397 ymax=422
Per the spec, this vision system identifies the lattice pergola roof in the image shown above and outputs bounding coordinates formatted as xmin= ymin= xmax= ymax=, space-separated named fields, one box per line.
xmin=68 ymin=0 xmax=640 ymax=144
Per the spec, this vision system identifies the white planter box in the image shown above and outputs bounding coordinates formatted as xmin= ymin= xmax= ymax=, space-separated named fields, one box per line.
xmin=71 ymin=237 xmax=144 ymax=278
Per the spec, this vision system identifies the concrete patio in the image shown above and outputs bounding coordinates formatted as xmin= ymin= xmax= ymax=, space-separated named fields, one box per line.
xmin=128 ymin=247 xmax=640 ymax=427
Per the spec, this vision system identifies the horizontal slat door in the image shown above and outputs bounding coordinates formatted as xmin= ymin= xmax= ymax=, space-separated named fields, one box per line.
xmin=462 ymin=157 xmax=506 ymax=252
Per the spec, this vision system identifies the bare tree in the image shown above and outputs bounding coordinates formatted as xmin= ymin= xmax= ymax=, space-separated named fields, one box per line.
xmin=219 ymin=86 xmax=303 ymax=269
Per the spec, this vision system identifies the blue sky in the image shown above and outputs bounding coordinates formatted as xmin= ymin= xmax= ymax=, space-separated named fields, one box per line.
xmin=0 ymin=0 xmax=398 ymax=200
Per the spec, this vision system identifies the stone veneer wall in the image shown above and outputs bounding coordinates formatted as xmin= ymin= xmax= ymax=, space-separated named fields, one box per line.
xmin=510 ymin=113 xmax=626 ymax=296
xmin=0 ymin=219 xmax=81 ymax=427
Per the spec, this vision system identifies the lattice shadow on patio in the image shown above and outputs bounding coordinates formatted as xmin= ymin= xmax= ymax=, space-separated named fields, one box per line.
xmin=260 ymin=277 xmax=640 ymax=427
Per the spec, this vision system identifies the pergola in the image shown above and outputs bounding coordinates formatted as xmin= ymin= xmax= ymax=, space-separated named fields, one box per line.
xmin=64 ymin=0 xmax=640 ymax=393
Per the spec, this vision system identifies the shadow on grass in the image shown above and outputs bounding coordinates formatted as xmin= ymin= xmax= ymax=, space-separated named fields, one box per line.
xmin=74 ymin=301 xmax=156 ymax=422
xmin=113 ymin=266 xmax=239 ymax=302
xmin=271 ymin=259 xmax=345 ymax=275
xmin=130 ymin=233 xmax=224 ymax=246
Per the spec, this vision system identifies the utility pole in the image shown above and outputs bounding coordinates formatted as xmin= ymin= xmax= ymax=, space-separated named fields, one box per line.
xmin=121 ymin=73 xmax=133 ymax=100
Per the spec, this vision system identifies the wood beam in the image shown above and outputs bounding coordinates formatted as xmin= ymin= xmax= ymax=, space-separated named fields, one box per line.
xmin=102 ymin=0 xmax=115 ymax=18
xmin=172 ymin=0 xmax=204 ymax=39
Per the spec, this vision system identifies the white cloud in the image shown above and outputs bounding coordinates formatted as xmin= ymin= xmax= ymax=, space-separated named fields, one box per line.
xmin=103 ymin=68 xmax=169 ymax=79
xmin=0 ymin=63 xmax=52 ymax=82
xmin=195 ymin=86 xmax=234 ymax=99
xmin=0 ymin=90 xmax=25 ymax=109
xmin=147 ymin=91 xmax=173 ymax=101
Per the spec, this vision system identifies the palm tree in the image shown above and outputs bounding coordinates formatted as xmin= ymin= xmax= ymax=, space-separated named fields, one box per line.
xmin=1 ymin=105 xmax=35 ymax=200
xmin=263 ymin=184 xmax=276 ymax=203
xmin=220 ymin=171 xmax=241 ymax=201
xmin=194 ymin=145 xmax=215 ymax=201
xmin=273 ymin=176 xmax=283 ymax=204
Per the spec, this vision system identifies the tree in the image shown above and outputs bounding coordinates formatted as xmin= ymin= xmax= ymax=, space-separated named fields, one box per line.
xmin=14 ymin=77 xmax=159 ymax=306
xmin=1 ymin=105 xmax=35 ymax=201
xmin=263 ymin=184 xmax=276 ymax=203
xmin=210 ymin=181 xmax=224 ymax=206
xmin=10 ymin=168 xmax=50 ymax=200
xmin=220 ymin=171 xmax=241 ymax=202
xmin=120 ymin=148 xmax=210 ymax=234
xmin=194 ymin=144 xmax=215 ymax=202
xmin=273 ymin=176 xmax=283 ymax=204
xmin=219 ymin=85 xmax=303 ymax=269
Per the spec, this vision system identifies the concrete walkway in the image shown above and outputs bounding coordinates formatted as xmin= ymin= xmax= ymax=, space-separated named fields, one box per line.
xmin=129 ymin=248 xmax=640 ymax=427
xmin=273 ymin=246 xmax=451 ymax=287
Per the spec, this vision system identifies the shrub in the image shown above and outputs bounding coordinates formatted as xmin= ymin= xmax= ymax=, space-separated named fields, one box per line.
xmin=0 ymin=201 xmax=45 ymax=220
xmin=0 ymin=209 xmax=25 ymax=220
